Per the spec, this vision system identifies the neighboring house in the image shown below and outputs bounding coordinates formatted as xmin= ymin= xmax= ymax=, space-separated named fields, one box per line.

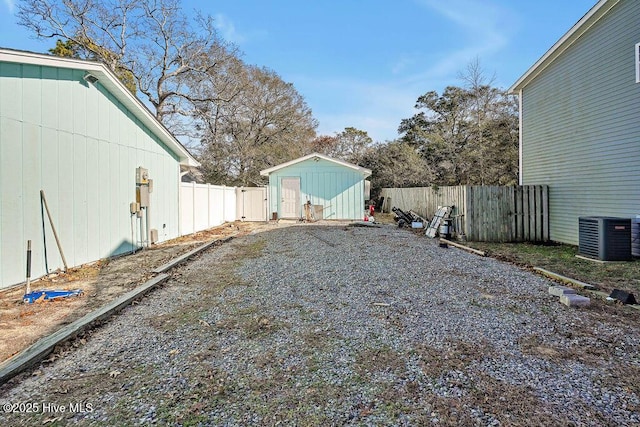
xmin=509 ymin=0 xmax=640 ymax=245
xmin=0 ymin=48 xmax=199 ymax=290
xmin=260 ymin=153 xmax=371 ymax=220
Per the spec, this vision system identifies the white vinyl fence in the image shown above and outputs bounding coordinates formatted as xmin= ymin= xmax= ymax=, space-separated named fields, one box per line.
xmin=236 ymin=187 xmax=268 ymax=222
xmin=180 ymin=183 xmax=236 ymax=235
xmin=179 ymin=183 xmax=267 ymax=236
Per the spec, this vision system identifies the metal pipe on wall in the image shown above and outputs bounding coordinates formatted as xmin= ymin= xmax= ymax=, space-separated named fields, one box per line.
xmin=25 ymin=240 xmax=32 ymax=295
xmin=146 ymin=205 xmax=151 ymax=246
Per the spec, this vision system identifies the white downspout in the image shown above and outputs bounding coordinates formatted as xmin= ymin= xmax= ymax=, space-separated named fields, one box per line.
xmin=178 ymin=170 xmax=189 ymax=237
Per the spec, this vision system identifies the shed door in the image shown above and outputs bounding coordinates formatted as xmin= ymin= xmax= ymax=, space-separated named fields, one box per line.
xmin=281 ymin=177 xmax=300 ymax=218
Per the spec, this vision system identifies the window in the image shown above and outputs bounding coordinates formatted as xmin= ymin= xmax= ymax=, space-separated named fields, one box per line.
xmin=636 ymin=43 xmax=640 ymax=83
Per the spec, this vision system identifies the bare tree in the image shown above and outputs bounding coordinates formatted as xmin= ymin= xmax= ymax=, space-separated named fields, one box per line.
xmin=17 ymin=0 xmax=240 ymax=134
xmin=309 ymin=135 xmax=340 ymax=156
xmin=195 ymin=65 xmax=318 ymax=186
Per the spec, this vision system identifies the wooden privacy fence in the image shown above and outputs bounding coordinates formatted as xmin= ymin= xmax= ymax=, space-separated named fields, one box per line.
xmin=380 ymin=185 xmax=549 ymax=242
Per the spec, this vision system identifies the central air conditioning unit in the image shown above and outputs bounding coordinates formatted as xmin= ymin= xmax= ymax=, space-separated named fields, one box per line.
xmin=578 ymin=216 xmax=631 ymax=261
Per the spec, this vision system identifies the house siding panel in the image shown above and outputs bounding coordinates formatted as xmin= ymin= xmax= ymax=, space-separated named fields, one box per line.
xmin=520 ymin=0 xmax=640 ymax=245
xmin=0 ymin=61 xmax=182 ymax=289
xmin=41 ymin=67 xmax=59 ymax=130
xmin=0 ymin=118 xmax=23 ymax=284
xmin=22 ymin=64 xmax=42 ymax=126
xmin=266 ymin=158 xmax=366 ymax=220
xmin=0 ymin=63 xmax=22 ymax=121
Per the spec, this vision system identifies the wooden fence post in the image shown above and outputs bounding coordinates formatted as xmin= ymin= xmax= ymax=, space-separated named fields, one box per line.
xmin=542 ymin=185 xmax=549 ymax=241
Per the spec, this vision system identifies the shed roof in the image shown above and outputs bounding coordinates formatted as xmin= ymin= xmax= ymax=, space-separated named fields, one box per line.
xmin=0 ymin=47 xmax=199 ymax=167
xmin=260 ymin=153 xmax=372 ymax=177
xmin=509 ymin=0 xmax=618 ymax=93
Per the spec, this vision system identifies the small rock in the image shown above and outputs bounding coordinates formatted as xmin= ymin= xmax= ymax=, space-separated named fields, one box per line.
xmin=549 ymin=286 xmax=576 ymax=296
xmin=560 ymin=294 xmax=591 ymax=307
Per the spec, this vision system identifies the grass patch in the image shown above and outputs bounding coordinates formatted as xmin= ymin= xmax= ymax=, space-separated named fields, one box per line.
xmin=223 ymin=238 xmax=267 ymax=263
xmin=355 ymin=345 xmax=407 ymax=377
xmin=152 ymin=364 xmax=235 ymax=425
xmin=466 ymin=241 xmax=640 ymax=294
xmin=148 ymin=238 xmax=267 ymax=331
xmin=423 ymin=373 xmax=575 ymax=426
xmin=214 ymin=311 xmax=284 ymax=339
xmin=413 ymin=339 xmax=490 ymax=377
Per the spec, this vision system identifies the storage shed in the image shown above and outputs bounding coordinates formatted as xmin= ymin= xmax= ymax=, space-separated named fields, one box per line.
xmin=0 ymin=48 xmax=199 ymax=290
xmin=260 ymin=153 xmax=371 ymax=220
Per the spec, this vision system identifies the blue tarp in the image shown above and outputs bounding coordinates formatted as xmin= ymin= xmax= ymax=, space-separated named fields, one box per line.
xmin=23 ymin=289 xmax=84 ymax=304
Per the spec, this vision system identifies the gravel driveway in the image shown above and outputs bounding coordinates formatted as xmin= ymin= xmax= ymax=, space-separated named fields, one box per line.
xmin=1 ymin=224 xmax=639 ymax=426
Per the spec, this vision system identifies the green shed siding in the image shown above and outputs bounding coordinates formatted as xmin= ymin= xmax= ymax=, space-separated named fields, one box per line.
xmin=0 ymin=61 xmax=181 ymax=289
xmin=267 ymin=158 xmax=366 ymax=220
xmin=520 ymin=0 xmax=640 ymax=245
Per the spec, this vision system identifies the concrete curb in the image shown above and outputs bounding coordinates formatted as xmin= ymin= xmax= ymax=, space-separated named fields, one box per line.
xmin=533 ymin=267 xmax=597 ymax=290
xmin=0 ymin=274 xmax=169 ymax=385
xmin=439 ymin=238 xmax=486 ymax=257
xmin=151 ymin=236 xmax=235 ymax=274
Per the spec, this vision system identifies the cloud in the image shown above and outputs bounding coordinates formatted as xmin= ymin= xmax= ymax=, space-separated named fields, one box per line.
xmin=4 ymin=0 xmax=15 ymax=13
xmin=391 ymin=56 xmax=418 ymax=75
xmin=214 ymin=13 xmax=246 ymax=44
xmin=296 ymin=76 xmax=424 ymax=143
xmin=408 ymin=0 xmax=514 ymax=81
xmin=288 ymin=1 xmax=519 ymax=144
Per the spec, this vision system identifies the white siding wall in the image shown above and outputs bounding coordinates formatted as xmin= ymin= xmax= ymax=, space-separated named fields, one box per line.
xmin=0 ymin=63 xmax=181 ymax=289
xmin=520 ymin=0 xmax=640 ymax=244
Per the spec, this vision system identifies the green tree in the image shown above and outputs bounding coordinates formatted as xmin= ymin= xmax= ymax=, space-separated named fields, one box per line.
xmin=335 ymin=127 xmax=373 ymax=164
xmin=308 ymin=127 xmax=372 ymax=164
xmin=360 ymin=141 xmax=433 ymax=198
xmin=49 ymin=37 xmax=138 ymax=94
xmin=49 ymin=39 xmax=78 ymax=58
xmin=398 ymin=62 xmax=518 ymax=186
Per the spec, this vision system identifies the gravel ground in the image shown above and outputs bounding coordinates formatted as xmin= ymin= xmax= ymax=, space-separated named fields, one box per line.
xmin=1 ymin=223 xmax=639 ymax=426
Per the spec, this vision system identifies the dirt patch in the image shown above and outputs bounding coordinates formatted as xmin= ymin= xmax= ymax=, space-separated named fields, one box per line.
xmin=355 ymin=346 xmax=407 ymax=377
xmin=0 ymin=221 xmax=267 ymax=363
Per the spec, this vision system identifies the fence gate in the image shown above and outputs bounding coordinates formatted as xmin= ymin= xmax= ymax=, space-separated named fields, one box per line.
xmin=236 ymin=187 xmax=267 ymax=221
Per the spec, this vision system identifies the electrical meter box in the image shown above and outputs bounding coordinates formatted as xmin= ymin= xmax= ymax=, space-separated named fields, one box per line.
xmin=136 ymin=167 xmax=149 ymax=185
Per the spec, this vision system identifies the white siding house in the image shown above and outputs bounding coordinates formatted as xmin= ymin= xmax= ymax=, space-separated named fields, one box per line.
xmin=0 ymin=48 xmax=198 ymax=290
xmin=509 ymin=0 xmax=640 ymax=245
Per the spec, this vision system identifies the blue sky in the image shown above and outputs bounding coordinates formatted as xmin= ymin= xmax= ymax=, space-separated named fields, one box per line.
xmin=1 ymin=0 xmax=597 ymax=142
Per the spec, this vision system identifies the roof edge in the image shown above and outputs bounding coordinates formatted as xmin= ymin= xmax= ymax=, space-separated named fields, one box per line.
xmin=509 ymin=0 xmax=619 ymax=94
xmin=260 ymin=153 xmax=372 ymax=177
xmin=0 ymin=48 xmax=199 ymax=167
